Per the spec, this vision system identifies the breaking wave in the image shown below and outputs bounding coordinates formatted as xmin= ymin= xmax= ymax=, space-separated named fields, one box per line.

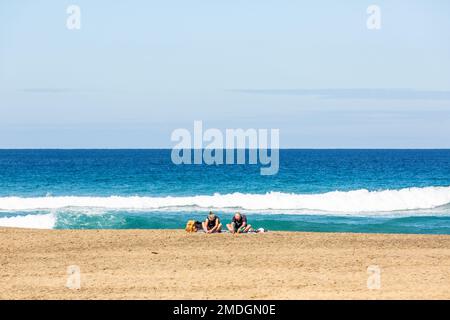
xmin=0 ymin=186 xmax=449 ymax=213
xmin=0 ymin=213 xmax=56 ymax=229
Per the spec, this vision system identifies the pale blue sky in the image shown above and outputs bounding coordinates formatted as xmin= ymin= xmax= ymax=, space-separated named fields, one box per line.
xmin=1 ymin=0 xmax=449 ymax=148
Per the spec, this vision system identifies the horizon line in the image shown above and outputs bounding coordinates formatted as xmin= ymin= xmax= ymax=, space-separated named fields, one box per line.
xmin=0 ymin=148 xmax=450 ymax=151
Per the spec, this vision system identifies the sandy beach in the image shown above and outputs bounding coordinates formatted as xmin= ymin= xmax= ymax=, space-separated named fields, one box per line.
xmin=1 ymin=228 xmax=450 ymax=299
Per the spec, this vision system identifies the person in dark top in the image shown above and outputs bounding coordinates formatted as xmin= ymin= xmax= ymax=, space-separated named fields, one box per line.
xmin=227 ymin=212 xmax=252 ymax=234
xmin=202 ymin=211 xmax=222 ymax=233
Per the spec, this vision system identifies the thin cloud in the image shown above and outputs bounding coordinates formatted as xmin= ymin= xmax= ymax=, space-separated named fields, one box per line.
xmin=229 ymin=89 xmax=450 ymax=100
xmin=22 ymin=88 xmax=73 ymax=93
xmin=21 ymin=88 xmax=98 ymax=93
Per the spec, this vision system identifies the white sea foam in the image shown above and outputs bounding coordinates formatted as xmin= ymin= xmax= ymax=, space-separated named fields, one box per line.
xmin=0 ymin=186 xmax=449 ymax=213
xmin=0 ymin=213 xmax=56 ymax=229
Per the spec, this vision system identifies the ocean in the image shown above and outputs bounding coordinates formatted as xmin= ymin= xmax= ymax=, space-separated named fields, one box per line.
xmin=0 ymin=149 xmax=450 ymax=234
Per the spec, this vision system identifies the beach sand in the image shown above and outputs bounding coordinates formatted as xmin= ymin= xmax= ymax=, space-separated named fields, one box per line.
xmin=1 ymin=228 xmax=450 ymax=299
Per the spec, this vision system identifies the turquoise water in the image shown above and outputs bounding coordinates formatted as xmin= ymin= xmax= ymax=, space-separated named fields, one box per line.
xmin=1 ymin=149 xmax=450 ymax=234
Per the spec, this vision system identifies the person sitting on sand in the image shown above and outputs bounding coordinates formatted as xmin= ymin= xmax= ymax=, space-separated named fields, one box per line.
xmin=227 ymin=212 xmax=252 ymax=234
xmin=202 ymin=211 xmax=222 ymax=233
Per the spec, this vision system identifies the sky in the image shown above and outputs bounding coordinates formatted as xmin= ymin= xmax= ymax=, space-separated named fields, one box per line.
xmin=0 ymin=0 xmax=449 ymax=148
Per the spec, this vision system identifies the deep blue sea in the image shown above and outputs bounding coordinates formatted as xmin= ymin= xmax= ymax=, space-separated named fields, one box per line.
xmin=1 ymin=149 xmax=450 ymax=234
